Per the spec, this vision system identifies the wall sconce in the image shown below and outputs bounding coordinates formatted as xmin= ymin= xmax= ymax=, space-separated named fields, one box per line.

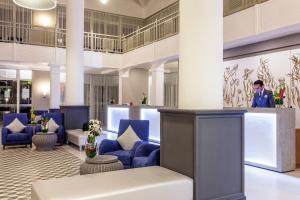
xmin=40 ymin=84 xmax=49 ymax=99
xmin=100 ymin=0 xmax=109 ymax=4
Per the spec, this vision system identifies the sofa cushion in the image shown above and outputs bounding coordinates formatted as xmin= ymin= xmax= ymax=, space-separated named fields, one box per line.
xmin=47 ymin=118 xmax=59 ymax=133
xmin=104 ymin=150 xmax=134 ymax=166
xmin=7 ymin=133 xmax=30 ymax=141
xmin=6 ymin=118 xmax=26 ymax=133
xmin=117 ymin=125 xmax=141 ymax=150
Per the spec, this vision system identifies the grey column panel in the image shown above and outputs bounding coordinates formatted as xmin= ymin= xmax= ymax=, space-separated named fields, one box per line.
xmin=60 ymin=105 xmax=90 ymax=130
xmin=159 ymin=109 xmax=246 ymax=200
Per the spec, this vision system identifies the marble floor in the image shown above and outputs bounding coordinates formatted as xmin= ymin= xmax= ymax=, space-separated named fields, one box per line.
xmin=0 ymin=141 xmax=300 ymax=199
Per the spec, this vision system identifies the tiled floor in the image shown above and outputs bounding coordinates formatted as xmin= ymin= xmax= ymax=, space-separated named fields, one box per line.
xmin=0 ymin=146 xmax=82 ymax=200
xmin=0 ymin=139 xmax=300 ymax=199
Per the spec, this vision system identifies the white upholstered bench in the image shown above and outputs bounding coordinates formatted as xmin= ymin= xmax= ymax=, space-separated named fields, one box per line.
xmin=66 ymin=129 xmax=117 ymax=151
xmin=31 ymin=166 xmax=193 ymax=200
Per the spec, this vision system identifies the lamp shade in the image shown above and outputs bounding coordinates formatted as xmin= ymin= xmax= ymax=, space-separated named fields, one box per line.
xmin=13 ymin=0 xmax=57 ymax=10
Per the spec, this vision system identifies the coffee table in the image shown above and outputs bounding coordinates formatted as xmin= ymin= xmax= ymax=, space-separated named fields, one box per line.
xmin=32 ymin=132 xmax=57 ymax=151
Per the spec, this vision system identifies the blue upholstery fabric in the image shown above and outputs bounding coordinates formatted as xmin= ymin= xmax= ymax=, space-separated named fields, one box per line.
xmin=35 ymin=112 xmax=64 ymax=144
xmin=7 ymin=133 xmax=30 ymax=141
xmin=117 ymin=120 xmax=149 ymax=141
xmin=133 ymin=143 xmax=160 ymax=168
xmin=99 ymin=120 xmax=150 ymax=168
xmin=2 ymin=113 xmax=33 ymax=149
xmin=104 ymin=150 xmax=134 ymax=167
xmin=34 ymin=110 xmax=48 ymax=117
xmin=3 ymin=113 xmax=28 ymax=126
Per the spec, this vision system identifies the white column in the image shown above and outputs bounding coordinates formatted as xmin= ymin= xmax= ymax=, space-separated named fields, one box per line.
xmin=118 ymin=69 xmax=130 ymax=105
xmin=64 ymin=0 xmax=84 ymax=105
xmin=179 ymin=0 xmax=223 ymax=109
xmin=149 ymin=62 xmax=165 ymax=106
xmin=49 ymin=64 xmax=61 ymax=109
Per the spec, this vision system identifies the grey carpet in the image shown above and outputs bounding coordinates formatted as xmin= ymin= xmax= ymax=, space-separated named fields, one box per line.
xmin=0 ymin=147 xmax=81 ymax=200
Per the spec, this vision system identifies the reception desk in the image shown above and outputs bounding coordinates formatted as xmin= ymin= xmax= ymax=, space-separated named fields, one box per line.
xmin=244 ymin=108 xmax=295 ymax=172
xmin=107 ymin=106 xmax=296 ymax=172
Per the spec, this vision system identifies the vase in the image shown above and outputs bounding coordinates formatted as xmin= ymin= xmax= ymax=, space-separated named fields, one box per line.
xmin=85 ymin=143 xmax=97 ymax=159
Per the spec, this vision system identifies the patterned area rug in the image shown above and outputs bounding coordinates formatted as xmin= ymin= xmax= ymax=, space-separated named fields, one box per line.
xmin=0 ymin=147 xmax=82 ymax=200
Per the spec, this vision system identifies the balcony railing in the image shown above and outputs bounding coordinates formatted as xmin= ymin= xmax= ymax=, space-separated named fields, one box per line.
xmin=0 ymin=12 xmax=179 ymax=54
xmin=224 ymin=0 xmax=270 ymax=16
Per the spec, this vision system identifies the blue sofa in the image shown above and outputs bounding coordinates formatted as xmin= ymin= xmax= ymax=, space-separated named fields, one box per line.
xmin=36 ymin=112 xmax=65 ymax=145
xmin=99 ymin=119 xmax=149 ymax=168
xmin=133 ymin=143 xmax=160 ymax=168
xmin=2 ymin=113 xmax=33 ymax=150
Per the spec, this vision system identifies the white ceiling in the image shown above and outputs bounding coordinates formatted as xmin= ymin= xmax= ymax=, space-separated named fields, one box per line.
xmin=133 ymin=0 xmax=150 ymax=8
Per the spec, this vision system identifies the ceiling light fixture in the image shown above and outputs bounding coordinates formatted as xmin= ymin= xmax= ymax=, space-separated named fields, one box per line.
xmin=13 ymin=0 xmax=57 ymax=11
xmin=100 ymin=0 xmax=109 ymax=4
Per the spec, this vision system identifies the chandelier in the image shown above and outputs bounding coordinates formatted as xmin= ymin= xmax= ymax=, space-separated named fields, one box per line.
xmin=13 ymin=0 xmax=57 ymax=10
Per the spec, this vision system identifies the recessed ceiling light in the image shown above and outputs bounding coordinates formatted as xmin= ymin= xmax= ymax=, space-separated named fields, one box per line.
xmin=13 ymin=0 xmax=57 ymax=10
xmin=100 ymin=0 xmax=109 ymax=4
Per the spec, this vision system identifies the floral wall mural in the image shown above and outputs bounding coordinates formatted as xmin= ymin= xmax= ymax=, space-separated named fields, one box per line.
xmin=223 ymin=49 xmax=300 ymax=128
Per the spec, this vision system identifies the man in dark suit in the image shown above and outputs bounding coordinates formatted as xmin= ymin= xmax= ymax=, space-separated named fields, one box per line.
xmin=252 ymin=80 xmax=275 ymax=108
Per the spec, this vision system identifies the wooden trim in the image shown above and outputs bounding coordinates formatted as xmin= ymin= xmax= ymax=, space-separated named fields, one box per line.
xmin=296 ymin=129 xmax=300 ymax=168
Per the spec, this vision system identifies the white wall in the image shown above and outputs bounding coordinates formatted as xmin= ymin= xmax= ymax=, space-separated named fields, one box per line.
xmin=224 ymin=0 xmax=300 ymax=48
xmin=84 ymin=0 xmax=144 ymax=18
xmin=122 ymin=68 xmax=149 ymax=105
xmin=122 ymin=35 xmax=179 ymax=68
xmin=0 ymin=43 xmax=123 ymax=69
xmin=32 ymin=70 xmax=50 ymax=110
xmin=223 ymin=48 xmax=300 ymax=128
xmin=144 ymin=0 xmax=177 ymax=18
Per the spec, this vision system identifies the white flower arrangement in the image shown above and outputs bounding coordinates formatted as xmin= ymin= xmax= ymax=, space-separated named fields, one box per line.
xmin=88 ymin=119 xmax=102 ymax=136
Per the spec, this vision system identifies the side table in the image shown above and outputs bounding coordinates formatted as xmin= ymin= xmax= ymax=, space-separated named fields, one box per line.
xmin=32 ymin=132 xmax=57 ymax=151
xmin=80 ymin=155 xmax=124 ymax=175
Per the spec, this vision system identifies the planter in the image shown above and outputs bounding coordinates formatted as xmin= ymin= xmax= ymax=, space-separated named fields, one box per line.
xmin=85 ymin=143 xmax=97 ymax=159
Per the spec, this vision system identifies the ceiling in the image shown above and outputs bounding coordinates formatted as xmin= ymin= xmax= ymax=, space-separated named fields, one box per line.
xmin=133 ymin=0 xmax=150 ymax=8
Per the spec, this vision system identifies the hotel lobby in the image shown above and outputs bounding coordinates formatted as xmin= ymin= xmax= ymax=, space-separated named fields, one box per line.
xmin=0 ymin=0 xmax=300 ymax=199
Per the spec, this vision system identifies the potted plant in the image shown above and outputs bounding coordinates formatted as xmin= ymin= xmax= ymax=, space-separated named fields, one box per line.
xmin=41 ymin=118 xmax=48 ymax=133
xmin=273 ymin=78 xmax=286 ymax=107
xmin=85 ymin=119 xmax=102 ymax=159
xmin=30 ymin=107 xmax=36 ymax=124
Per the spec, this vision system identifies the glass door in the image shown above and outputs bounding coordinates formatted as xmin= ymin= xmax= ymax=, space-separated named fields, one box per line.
xmin=0 ymin=69 xmax=32 ymax=121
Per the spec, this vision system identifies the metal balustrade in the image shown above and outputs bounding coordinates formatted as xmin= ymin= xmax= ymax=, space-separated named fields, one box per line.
xmin=0 ymin=12 xmax=179 ymax=54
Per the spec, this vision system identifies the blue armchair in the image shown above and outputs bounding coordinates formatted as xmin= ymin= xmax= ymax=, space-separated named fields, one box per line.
xmin=36 ymin=112 xmax=64 ymax=145
xmin=2 ymin=113 xmax=33 ymax=150
xmin=133 ymin=143 xmax=160 ymax=168
xmin=99 ymin=119 xmax=149 ymax=168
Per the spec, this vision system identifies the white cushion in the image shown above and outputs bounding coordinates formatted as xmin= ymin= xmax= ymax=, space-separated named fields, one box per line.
xmin=47 ymin=118 xmax=60 ymax=133
xmin=6 ymin=118 xmax=26 ymax=133
xmin=117 ymin=125 xmax=141 ymax=150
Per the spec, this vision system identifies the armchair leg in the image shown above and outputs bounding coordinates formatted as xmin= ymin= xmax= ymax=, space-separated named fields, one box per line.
xmin=3 ymin=145 xmax=5 ymax=150
xmin=30 ymin=144 xmax=32 ymax=148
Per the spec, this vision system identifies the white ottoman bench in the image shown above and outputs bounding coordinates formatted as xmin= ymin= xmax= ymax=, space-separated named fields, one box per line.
xmin=32 ymin=166 xmax=193 ymax=200
xmin=66 ymin=129 xmax=111 ymax=151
